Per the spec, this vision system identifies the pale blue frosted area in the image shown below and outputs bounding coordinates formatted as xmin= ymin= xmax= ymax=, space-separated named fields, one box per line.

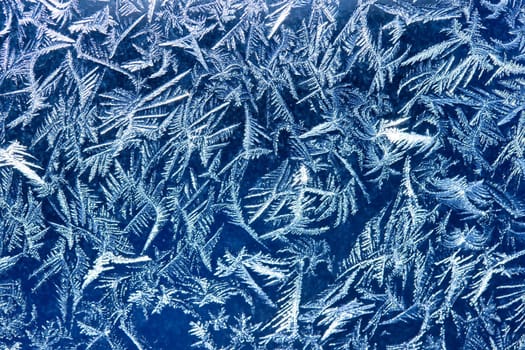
xmin=0 ymin=0 xmax=524 ymax=349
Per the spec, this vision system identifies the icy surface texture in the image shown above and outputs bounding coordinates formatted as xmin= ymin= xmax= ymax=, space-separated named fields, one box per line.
xmin=1 ymin=0 xmax=525 ymax=349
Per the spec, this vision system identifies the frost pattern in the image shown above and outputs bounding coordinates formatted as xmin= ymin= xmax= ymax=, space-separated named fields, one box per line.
xmin=1 ymin=0 xmax=525 ymax=349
